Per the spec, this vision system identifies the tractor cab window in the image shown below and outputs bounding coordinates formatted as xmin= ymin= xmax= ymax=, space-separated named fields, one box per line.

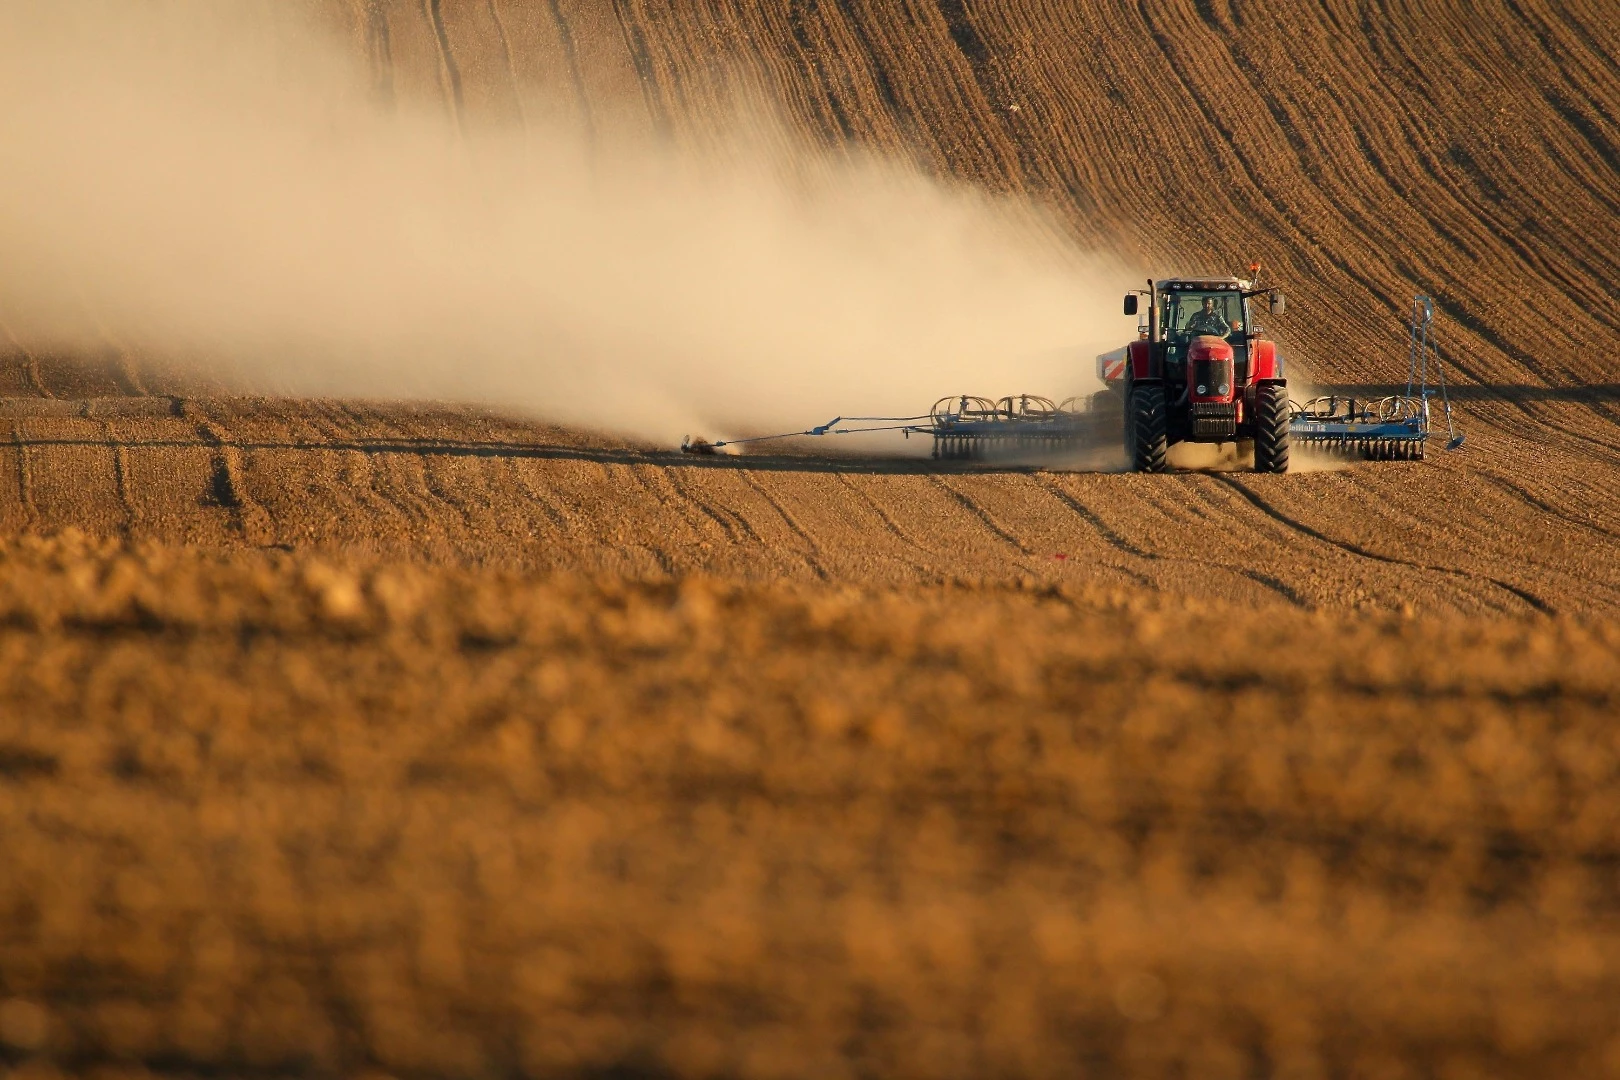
xmin=1161 ymin=291 xmax=1244 ymax=340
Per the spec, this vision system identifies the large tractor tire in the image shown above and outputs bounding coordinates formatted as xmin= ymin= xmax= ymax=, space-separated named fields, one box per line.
xmin=1254 ymin=382 xmax=1290 ymax=473
xmin=1128 ymin=382 xmax=1168 ymax=473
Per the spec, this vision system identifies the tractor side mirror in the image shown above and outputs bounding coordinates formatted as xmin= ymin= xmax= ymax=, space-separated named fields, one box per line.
xmin=1123 ymin=294 xmax=1139 ymax=316
xmin=1270 ymin=292 xmax=1286 ymax=315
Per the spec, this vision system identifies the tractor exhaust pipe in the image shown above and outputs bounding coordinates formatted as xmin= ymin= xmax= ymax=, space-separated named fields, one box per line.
xmin=1146 ymin=278 xmax=1157 ymax=349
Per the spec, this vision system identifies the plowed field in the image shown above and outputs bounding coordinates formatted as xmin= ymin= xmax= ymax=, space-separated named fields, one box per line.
xmin=2 ymin=2 xmax=1619 ymax=1078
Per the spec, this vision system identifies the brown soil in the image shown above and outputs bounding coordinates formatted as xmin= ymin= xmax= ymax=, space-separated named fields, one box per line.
xmin=3 ymin=533 xmax=1620 ymax=1080
xmin=3 ymin=1 xmax=1620 ymax=1078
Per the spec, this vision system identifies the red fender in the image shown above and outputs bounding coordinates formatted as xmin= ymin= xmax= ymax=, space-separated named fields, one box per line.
xmin=1127 ymin=339 xmax=1159 ymax=380
xmin=1250 ymin=339 xmax=1282 ymax=381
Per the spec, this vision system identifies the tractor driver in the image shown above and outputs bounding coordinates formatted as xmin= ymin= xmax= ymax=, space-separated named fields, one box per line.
xmin=1183 ymin=296 xmax=1232 ymax=338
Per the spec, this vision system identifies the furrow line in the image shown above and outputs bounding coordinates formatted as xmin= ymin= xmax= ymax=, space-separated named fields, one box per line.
xmin=103 ymin=420 xmax=137 ymax=536
xmin=189 ymin=404 xmax=277 ymax=546
xmin=833 ymin=474 xmax=940 ymax=563
xmin=545 ymin=0 xmax=595 ymax=137
xmin=1034 ymin=475 xmax=1158 ymax=561
xmin=608 ymin=0 xmax=669 ymax=132
xmin=926 ymin=476 xmax=1033 ymax=557
xmin=1211 ymin=475 xmax=1554 ymax=615
xmin=485 ymin=0 xmax=529 ymax=131
xmin=738 ymin=470 xmax=829 ymax=580
xmin=0 ymin=312 xmax=51 ymax=399
xmin=1471 ymin=469 xmax=1620 ymax=544
xmin=10 ymin=420 xmax=37 ymax=529
xmin=662 ymin=467 xmax=761 ymax=545
xmin=422 ymin=0 xmax=466 ymax=130
xmin=361 ymin=0 xmax=395 ymax=109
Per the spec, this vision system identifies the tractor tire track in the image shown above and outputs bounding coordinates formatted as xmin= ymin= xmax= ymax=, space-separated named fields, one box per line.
xmin=833 ymin=473 xmax=941 ymax=564
xmin=1035 ymin=475 xmax=1158 ymax=561
xmin=1038 ymin=475 xmax=1305 ymax=606
xmin=102 ymin=420 xmax=137 ymax=536
xmin=369 ymin=453 xmax=456 ymax=548
xmin=545 ymin=0 xmax=595 ymax=137
xmin=1210 ymin=475 xmax=1555 ymax=615
xmin=188 ymin=404 xmax=276 ymax=546
xmin=422 ymin=0 xmax=466 ymax=130
xmin=1514 ymin=399 xmax=1620 ymax=465
xmin=476 ymin=458 xmax=557 ymax=555
xmin=361 ymin=0 xmax=395 ymax=109
xmin=1342 ymin=455 xmax=1620 ymax=592
xmin=272 ymin=402 xmax=387 ymax=544
xmin=608 ymin=0 xmax=668 ymax=133
xmin=414 ymin=455 xmax=493 ymax=548
xmin=627 ymin=462 xmax=731 ymax=549
xmin=10 ymin=420 xmax=38 ymax=529
xmin=0 ymin=313 xmax=51 ymax=399
xmin=591 ymin=461 xmax=683 ymax=575
xmin=339 ymin=451 xmax=415 ymax=536
xmin=485 ymin=0 xmax=528 ymax=131
xmin=738 ymin=469 xmax=829 ymax=580
xmin=926 ymin=475 xmax=1034 ymax=557
xmin=511 ymin=462 xmax=572 ymax=534
xmin=78 ymin=300 xmax=148 ymax=398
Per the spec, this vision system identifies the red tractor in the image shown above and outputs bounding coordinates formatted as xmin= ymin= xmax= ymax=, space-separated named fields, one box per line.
xmin=1103 ymin=275 xmax=1289 ymax=473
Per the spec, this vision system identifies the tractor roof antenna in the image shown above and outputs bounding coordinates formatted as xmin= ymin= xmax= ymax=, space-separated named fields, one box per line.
xmin=1407 ymin=295 xmax=1464 ymax=450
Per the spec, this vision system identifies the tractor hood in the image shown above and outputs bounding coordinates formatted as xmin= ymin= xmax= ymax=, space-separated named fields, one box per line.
xmin=1187 ymin=335 xmax=1235 ymax=403
xmin=1186 ymin=336 xmax=1234 ymax=364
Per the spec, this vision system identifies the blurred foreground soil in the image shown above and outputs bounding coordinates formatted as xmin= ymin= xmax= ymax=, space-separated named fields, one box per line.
xmin=2 ymin=532 xmax=1619 ymax=1078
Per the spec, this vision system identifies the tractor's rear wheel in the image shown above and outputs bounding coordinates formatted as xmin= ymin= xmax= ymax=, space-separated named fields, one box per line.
xmin=1129 ymin=382 xmax=1168 ymax=473
xmin=1254 ymin=383 xmax=1290 ymax=473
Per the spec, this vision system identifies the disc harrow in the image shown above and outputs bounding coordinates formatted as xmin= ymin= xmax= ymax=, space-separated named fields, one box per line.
xmin=926 ymin=394 xmax=1109 ymax=461
xmin=1285 ymin=295 xmax=1464 ymax=461
xmin=684 ymin=392 xmax=1118 ymax=460
xmin=1287 ymin=395 xmax=1429 ymax=460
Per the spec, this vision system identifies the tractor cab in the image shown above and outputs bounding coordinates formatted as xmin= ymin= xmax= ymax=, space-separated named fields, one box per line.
xmin=1153 ymin=279 xmax=1253 ymax=393
xmin=1116 ymin=276 xmax=1286 ymax=399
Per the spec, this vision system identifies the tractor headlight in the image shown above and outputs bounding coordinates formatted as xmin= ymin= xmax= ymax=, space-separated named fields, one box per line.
xmin=1197 ymin=384 xmax=1207 ymax=395
xmin=1219 ymin=383 xmax=1229 ymax=395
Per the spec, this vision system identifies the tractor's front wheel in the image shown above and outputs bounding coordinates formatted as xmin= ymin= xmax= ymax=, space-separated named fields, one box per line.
xmin=1254 ymin=382 xmax=1290 ymax=473
xmin=1129 ymin=382 xmax=1168 ymax=473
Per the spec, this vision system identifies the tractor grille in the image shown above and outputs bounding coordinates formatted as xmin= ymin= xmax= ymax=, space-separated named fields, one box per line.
xmin=1189 ymin=402 xmax=1238 ymax=438
xmin=1192 ymin=358 xmax=1234 ymax=397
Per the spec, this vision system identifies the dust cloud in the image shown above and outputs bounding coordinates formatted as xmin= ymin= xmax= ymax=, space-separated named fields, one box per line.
xmin=0 ymin=1 xmax=1129 ymax=446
